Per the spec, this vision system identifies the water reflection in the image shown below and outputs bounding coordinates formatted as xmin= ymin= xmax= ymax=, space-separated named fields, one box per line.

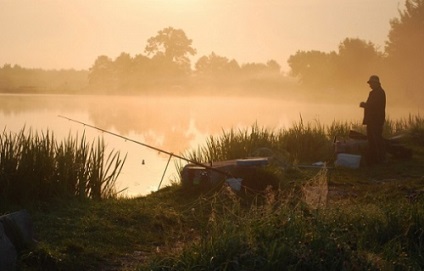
xmin=0 ymin=94 xmax=419 ymax=197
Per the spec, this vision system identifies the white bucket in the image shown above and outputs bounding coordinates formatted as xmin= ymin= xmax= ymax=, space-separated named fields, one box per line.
xmin=335 ymin=153 xmax=361 ymax=168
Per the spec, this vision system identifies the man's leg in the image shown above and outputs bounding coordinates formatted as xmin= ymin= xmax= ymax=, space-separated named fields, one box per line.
xmin=375 ymin=125 xmax=386 ymax=163
xmin=367 ymin=124 xmax=385 ymax=164
xmin=366 ymin=125 xmax=377 ymax=165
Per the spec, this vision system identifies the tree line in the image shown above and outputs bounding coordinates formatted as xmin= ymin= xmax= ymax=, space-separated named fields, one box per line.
xmin=288 ymin=0 xmax=423 ymax=103
xmin=0 ymin=0 xmax=422 ymax=103
xmin=87 ymin=27 xmax=284 ymax=95
xmin=0 ymin=64 xmax=88 ymax=94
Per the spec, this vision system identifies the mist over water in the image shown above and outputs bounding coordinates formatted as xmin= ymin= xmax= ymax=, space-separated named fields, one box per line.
xmin=0 ymin=93 xmax=419 ymax=197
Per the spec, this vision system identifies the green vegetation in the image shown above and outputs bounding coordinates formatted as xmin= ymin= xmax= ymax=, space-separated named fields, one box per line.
xmin=183 ymin=115 xmax=416 ymax=166
xmin=1 ymin=115 xmax=424 ymax=270
xmin=0 ymin=128 xmax=126 ymax=207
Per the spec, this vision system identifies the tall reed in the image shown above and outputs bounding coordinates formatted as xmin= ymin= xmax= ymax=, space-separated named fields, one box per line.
xmin=184 ymin=121 xmax=333 ymax=167
xmin=149 ymin=115 xmax=424 ymax=270
xmin=183 ymin=115 xmax=423 ymax=169
xmin=0 ymin=128 xmax=126 ymax=205
xmin=404 ymin=114 xmax=424 ymax=145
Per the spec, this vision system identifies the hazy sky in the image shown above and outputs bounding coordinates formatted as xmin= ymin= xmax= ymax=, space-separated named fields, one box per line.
xmin=0 ymin=0 xmax=403 ymax=72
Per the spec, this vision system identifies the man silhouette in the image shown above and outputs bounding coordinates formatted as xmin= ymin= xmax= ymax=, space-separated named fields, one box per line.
xmin=360 ymin=75 xmax=386 ymax=165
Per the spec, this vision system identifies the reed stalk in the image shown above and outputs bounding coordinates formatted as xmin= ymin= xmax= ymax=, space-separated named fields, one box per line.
xmin=184 ymin=115 xmax=423 ymax=169
xmin=0 ymin=128 xmax=126 ymax=205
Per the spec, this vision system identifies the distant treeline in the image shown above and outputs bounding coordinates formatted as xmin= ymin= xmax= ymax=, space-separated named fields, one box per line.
xmin=0 ymin=64 xmax=88 ymax=94
xmin=88 ymin=50 xmax=288 ymax=95
xmin=0 ymin=0 xmax=422 ymax=103
xmin=288 ymin=0 xmax=424 ymax=104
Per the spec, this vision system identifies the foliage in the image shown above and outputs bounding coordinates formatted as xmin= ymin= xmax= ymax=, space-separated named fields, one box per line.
xmin=88 ymin=55 xmax=115 ymax=92
xmin=404 ymin=114 xmax=424 ymax=146
xmin=3 ymin=0 xmax=423 ymax=102
xmin=145 ymin=184 xmax=424 ymax=271
xmin=288 ymin=38 xmax=384 ymax=90
xmin=145 ymin=27 xmax=197 ymax=68
xmin=9 ymin=115 xmax=424 ymax=270
xmin=288 ymin=50 xmax=338 ymax=88
xmin=185 ymin=120 xmax=342 ymax=167
xmin=0 ymin=64 xmax=88 ymax=93
xmin=0 ymin=128 xmax=126 ymax=205
xmin=185 ymin=124 xmax=281 ymax=163
xmin=288 ymin=0 xmax=424 ymax=104
xmin=2 ymin=0 xmax=424 ymax=102
xmin=385 ymin=0 xmax=424 ymax=95
xmin=336 ymin=38 xmax=384 ymax=85
xmin=194 ymin=52 xmax=241 ymax=87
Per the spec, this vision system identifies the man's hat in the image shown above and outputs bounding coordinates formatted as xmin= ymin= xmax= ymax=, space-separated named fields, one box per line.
xmin=367 ymin=75 xmax=380 ymax=84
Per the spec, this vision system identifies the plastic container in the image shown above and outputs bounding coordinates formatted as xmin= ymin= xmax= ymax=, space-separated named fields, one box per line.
xmin=335 ymin=153 xmax=361 ymax=168
xmin=236 ymin=157 xmax=268 ymax=166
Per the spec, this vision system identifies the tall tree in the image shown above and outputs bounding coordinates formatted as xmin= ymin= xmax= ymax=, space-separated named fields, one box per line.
xmin=195 ymin=52 xmax=234 ymax=75
xmin=266 ymin=60 xmax=281 ymax=75
xmin=145 ymin=27 xmax=196 ymax=73
xmin=385 ymin=0 xmax=424 ymax=100
xmin=336 ymin=38 xmax=383 ymax=86
xmin=287 ymin=50 xmax=337 ymax=88
xmin=194 ymin=52 xmax=240 ymax=87
xmin=130 ymin=54 xmax=151 ymax=89
xmin=88 ymin=55 xmax=115 ymax=91
xmin=114 ymin=52 xmax=133 ymax=90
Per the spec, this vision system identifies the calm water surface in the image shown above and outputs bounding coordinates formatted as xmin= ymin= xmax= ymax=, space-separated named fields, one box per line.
xmin=0 ymin=94 xmax=418 ymax=197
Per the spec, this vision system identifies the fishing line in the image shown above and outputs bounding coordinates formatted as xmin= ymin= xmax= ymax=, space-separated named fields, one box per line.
xmin=58 ymin=115 xmax=233 ymax=180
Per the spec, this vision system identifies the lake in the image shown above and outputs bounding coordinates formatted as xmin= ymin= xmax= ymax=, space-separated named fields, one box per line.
xmin=0 ymin=93 xmax=418 ymax=197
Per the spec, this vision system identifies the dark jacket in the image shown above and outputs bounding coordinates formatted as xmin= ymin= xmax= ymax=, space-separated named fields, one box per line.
xmin=363 ymin=85 xmax=386 ymax=126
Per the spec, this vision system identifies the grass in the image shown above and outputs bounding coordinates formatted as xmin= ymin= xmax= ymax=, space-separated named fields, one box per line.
xmin=183 ymin=114 xmax=421 ymax=168
xmin=1 ymin=115 xmax=424 ymax=270
xmin=144 ymin=169 xmax=424 ymax=270
xmin=0 ymin=128 xmax=126 ymax=207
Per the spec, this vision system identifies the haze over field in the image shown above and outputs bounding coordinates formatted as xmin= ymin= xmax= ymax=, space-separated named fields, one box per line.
xmin=0 ymin=0 xmax=401 ymax=71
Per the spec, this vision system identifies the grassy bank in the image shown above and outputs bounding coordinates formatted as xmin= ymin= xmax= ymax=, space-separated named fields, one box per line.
xmin=2 ymin=116 xmax=424 ymax=270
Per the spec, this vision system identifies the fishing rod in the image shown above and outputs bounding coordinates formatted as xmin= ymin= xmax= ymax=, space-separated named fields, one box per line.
xmin=58 ymin=115 xmax=234 ymax=180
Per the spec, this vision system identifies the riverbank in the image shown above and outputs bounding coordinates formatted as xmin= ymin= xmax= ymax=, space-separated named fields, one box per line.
xmin=16 ymin=148 xmax=424 ymax=270
xmin=2 ymin=115 xmax=422 ymax=270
